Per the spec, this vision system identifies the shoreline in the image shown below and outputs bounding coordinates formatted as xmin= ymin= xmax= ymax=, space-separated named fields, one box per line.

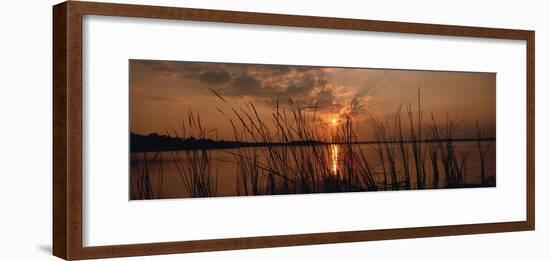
xmin=130 ymin=137 xmax=496 ymax=153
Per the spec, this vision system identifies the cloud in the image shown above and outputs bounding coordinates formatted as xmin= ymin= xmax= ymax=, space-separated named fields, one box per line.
xmin=284 ymin=73 xmax=318 ymax=96
xmin=215 ymin=66 xmax=347 ymax=113
xmin=227 ymin=74 xmax=263 ymax=95
xmin=198 ymin=70 xmax=232 ymax=84
xmin=131 ymin=60 xmax=359 ymax=114
xmin=133 ymin=60 xmax=221 ymax=80
xmin=315 ymin=88 xmax=339 ymax=111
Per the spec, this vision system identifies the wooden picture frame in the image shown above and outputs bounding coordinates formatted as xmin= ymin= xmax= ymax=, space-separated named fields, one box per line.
xmin=53 ymin=1 xmax=535 ymax=260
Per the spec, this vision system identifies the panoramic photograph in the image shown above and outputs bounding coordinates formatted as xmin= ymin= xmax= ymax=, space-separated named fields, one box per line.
xmin=129 ymin=60 xmax=496 ymax=200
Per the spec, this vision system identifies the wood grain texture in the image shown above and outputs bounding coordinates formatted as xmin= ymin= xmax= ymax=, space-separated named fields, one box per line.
xmin=52 ymin=1 xmax=535 ymax=260
xmin=53 ymin=2 xmax=68 ymax=260
xmin=77 ymin=222 xmax=531 ymax=260
xmin=526 ymin=31 xmax=535 ymax=230
xmin=66 ymin=2 xmax=84 ymax=260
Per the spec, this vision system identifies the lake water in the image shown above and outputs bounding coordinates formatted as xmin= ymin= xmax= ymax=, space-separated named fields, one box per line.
xmin=130 ymin=141 xmax=495 ymax=199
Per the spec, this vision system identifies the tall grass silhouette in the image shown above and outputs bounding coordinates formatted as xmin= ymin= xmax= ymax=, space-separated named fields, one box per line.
xmin=131 ymin=89 xmax=495 ymax=199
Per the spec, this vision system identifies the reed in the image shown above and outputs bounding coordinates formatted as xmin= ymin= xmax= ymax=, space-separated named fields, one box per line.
xmin=131 ymin=152 xmax=158 ymax=200
xmin=370 ymin=117 xmax=399 ymax=190
xmin=133 ymin=111 xmax=218 ymax=198
xmin=131 ymin=89 xmax=495 ymax=199
xmin=426 ymin=117 xmax=442 ymax=188
xmin=475 ymin=120 xmax=492 ymax=185
xmin=408 ymin=89 xmax=426 ymax=189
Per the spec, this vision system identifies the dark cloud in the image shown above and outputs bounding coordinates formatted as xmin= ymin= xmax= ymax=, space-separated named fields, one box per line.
xmin=315 ymin=88 xmax=339 ymax=111
xmin=133 ymin=60 xmax=220 ymax=79
xmin=227 ymin=74 xmax=263 ymax=95
xmin=132 ymin=60 xmax=348 ymax=111
xmin=285 ymin=73 xmax=317 ymax=96
xmin=198 ymin=70 xmax=232 ymax=84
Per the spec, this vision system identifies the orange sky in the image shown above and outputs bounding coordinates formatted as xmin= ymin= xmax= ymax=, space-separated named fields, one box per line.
xmin=130 ymin=60 xmax=496 ymax=141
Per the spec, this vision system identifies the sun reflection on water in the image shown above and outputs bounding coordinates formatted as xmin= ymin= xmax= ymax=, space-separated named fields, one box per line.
xmin=331 ymin=144 xmax=339 ymax=175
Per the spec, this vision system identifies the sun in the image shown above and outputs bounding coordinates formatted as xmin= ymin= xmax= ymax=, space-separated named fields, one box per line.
xmin=330 ymin=118 xmax=338 ymax=126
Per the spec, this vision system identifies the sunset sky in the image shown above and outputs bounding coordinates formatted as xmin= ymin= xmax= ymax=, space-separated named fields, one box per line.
xmin=130 ymin=60 xmax=496 ymax=141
